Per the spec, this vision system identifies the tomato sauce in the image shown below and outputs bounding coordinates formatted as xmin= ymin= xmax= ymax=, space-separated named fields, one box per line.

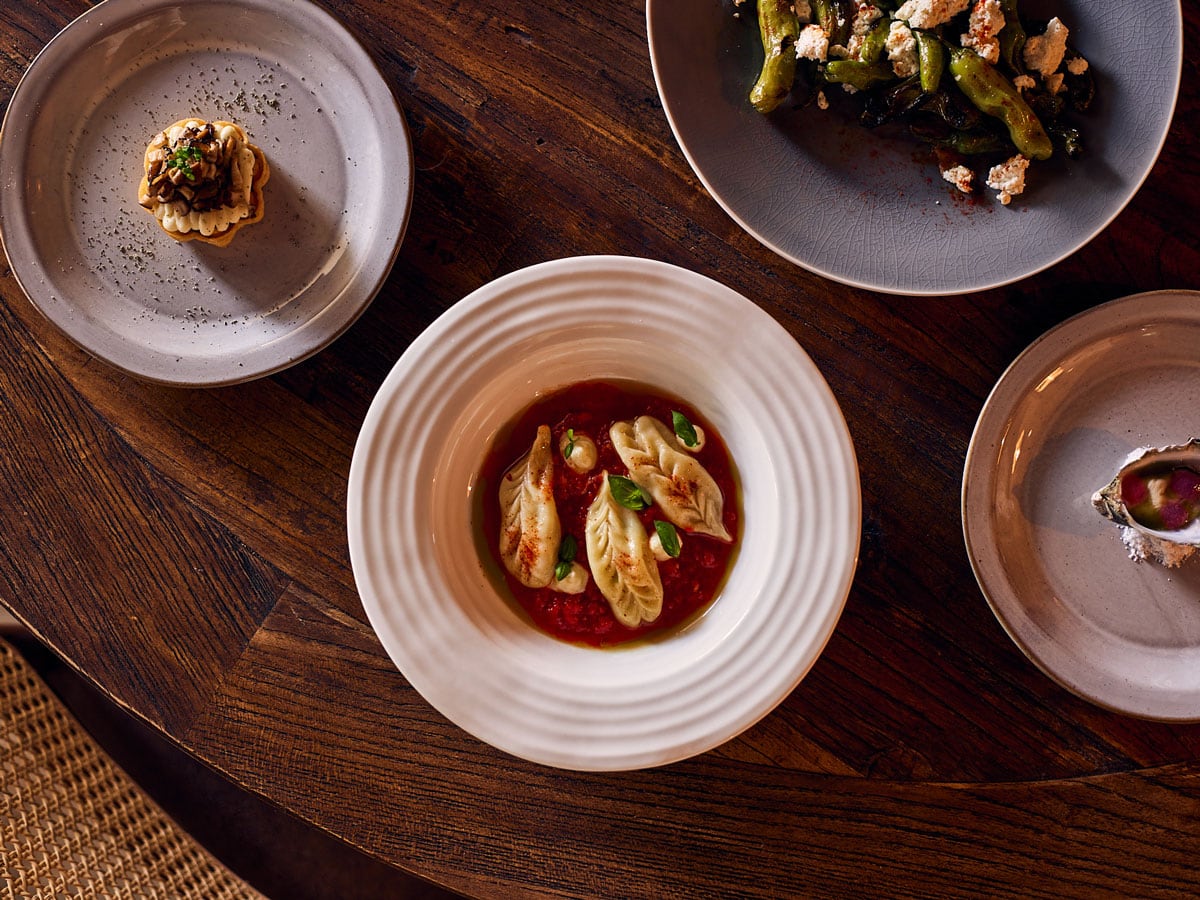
xmin=478 ymin=380 xmax=740 ymax=647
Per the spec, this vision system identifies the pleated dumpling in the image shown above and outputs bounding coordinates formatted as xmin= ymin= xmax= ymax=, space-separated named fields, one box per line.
xmin=610 ymin=416 xmax=733 ymax=542
xmin=498 ymin=424 xmax=561 ymax=588
xmin=585 ymin=472 xmax=664 ymax=628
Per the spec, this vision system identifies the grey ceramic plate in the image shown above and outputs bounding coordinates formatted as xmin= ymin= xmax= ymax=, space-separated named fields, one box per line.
xmin=963 ymin=290 xmax=1200 ymax=720
xmin=0 ymin=0 xmax=413 ymax=386
xmin=646 ymin=0 xmax=1182 ymax=295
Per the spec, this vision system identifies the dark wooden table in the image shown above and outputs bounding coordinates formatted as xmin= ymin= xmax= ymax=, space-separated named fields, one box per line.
xmin=3 ymin=1 xmax=1199 ymax=897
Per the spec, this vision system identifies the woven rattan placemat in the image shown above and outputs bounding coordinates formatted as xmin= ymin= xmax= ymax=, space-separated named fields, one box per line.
xmin=0 ymin=637 xmax=266 ymax=899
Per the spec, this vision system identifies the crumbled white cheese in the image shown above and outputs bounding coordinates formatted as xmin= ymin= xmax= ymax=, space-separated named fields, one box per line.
xmin=1044 ymin=71 xmax=1065 ymax=94
xmin=852 ymin=1 xmax=882 ymax=33
xmin=816 ymin=89 xmax=829 ymax=110
xmin=1023 ymin=16 xmax=1069 ymax=76
xmin=843 ymin=3 xmax=883 ymax=59
xmin=960 ymin=0 xmax=1005 ymax=65
xmin=795 ymin=23 xmax=830 ymax=61
xmin=941 ymin=164 xmax=974 ymax=193
xmin=1066 ymin=55 xmax=1089 ymax=75
xmin=885 ymin=21 xmax=919 ymax=77
xmin=793 ymin=0 xmax=814 ymax=23
xmin=894 ymin=0 xmax=969 ymax=30
xmin=986 ymin=154 xmax=1029 ymax=205
xmin=1012 ymin=74 xmax=1037 ymax=91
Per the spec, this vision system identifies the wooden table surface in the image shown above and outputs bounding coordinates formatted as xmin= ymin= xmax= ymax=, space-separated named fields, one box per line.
xmin=2 ymin=0 xmax=1199 ymax=897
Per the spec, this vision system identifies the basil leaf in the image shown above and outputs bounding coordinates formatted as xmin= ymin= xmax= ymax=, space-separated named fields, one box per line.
xmin=562 ymin=428 xmax=575 ymax=461
xmin=653 ymin=520 xmax=681 ymax=558
xmin=672 ymin=410 xmax=699 ymax=448
xmin=608 ymin=474 xmax=650 ymax=511
xmin=558 ymin=533 xmax=577 ymax=563
xmin=555 ymin=559 xmax=572 ymax=581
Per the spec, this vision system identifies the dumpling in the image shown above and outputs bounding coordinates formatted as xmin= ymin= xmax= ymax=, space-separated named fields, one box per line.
xmin=610 ymin=416 xmax=733 ymax=542
xmin=498 ymin=425 xmax=561 ymax=588
xmin=585 ymin=472 xmax=664 ymax=627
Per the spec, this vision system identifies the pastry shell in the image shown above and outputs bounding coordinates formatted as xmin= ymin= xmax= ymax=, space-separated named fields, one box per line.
xmin=137 ymin=118 xmax=270 ymax=248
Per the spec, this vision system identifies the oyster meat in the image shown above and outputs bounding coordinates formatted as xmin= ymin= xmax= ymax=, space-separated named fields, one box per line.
xmin=1092 ymin=439 xmax=1200 ymax=567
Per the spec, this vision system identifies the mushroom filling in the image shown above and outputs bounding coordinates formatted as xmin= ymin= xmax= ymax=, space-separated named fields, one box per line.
xmin=138 ymin=120 xmax=259 ymax=237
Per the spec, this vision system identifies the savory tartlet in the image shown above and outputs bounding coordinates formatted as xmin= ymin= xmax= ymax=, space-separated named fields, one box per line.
xmin=137 ymin=118 xmax=269 ymax=247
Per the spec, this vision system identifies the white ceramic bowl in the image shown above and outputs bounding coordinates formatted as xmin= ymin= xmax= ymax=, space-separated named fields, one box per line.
xmin=347 ymin=256 xmax=861 ymax=770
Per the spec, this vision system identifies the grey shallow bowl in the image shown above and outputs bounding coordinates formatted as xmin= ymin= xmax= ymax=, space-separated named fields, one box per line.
xmin=647 ymin=0 xmax=1182 ymax=295
xmin=0 ymin=0 xmax=413 ymax=386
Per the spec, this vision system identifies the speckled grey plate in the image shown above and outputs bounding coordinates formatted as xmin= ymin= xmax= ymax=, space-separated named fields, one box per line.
xmin=646 ymin=0 xmax=1181 ymax=295
xmin=0 ymin=0 xmax=412 ymax=386
xmin=963 ymin=290 xmax=1200 ymax=720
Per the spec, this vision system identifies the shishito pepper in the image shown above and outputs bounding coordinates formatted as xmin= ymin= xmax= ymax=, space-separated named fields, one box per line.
xmin=824 ymin=60 xmax=895 ymax=92
xmin=997 ymin=0 xmax=1027 ymax=73
xmin=749 ymin=0 xmax=801 ymax=113
xmin=915 ymin=31 xmax=945 ymax=93
xmin=947 ymin=46 xmax=1053 ymax=160
xmin=857 ymin=19 xmax=890 ymax=66
xmin=813 ymin=0 xmax=852 ymax=49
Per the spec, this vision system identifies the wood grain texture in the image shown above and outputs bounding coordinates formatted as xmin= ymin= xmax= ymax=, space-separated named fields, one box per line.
xmin=2 ymin=0 xmax=1200 ymax=896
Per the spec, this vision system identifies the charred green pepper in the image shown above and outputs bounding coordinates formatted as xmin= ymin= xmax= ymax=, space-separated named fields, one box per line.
xmin=858 ymin=19 xmax=891 ymax=66
xmin=915 ymin=31 xmax=944 ymax=92
xmin=749 ymin=0 xmax=801 ymax=113
xmin=947 ymin=46 xmax=1052 ymax=160
xmin=824 ymin=60 xmax=895 ymax=92
xmin=909 ymin=120 xmax=1010 ymax=154
xmin=814 ymin=0 xmax=853 ymax=49
xmin=998 ymin=0 xmax=1027 ymax=73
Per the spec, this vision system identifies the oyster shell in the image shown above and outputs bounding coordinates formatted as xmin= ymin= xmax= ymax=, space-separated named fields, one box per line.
xmin=1092 ymin=440 xmax=1200 ymax=567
